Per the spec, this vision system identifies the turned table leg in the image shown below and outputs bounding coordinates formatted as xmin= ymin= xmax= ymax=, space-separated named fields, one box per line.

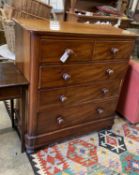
xmin=21 ymin=87 xmax=26 ymax=153
xmin=10 ymin=99 xmax=14 ymax=129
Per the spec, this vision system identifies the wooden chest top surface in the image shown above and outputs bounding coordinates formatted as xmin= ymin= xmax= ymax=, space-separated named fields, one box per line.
xmin=14 ymin=18 xmax=137 ymax=38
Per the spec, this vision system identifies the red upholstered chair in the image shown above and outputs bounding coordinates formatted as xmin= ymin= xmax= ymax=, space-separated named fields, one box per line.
xmin=117 ymin=59 xmax=139 ymax=124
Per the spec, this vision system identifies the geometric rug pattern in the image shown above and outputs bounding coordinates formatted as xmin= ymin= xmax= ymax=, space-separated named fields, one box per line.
xmin=28 ymin=117 xmax=139 ymax=175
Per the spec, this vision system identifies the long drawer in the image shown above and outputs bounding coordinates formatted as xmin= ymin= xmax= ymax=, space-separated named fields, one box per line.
xmin=38 ymin=81 xmax=121 ymax=109
xmin=39 ymin=62 xmax=128 ymax=88
xmin=40 ymin=39 xmax=93 ymax=63
xmin=36 ymin=98 xmax=117 ymax=134
xmin=93 ymin=40 xmax=134 ymax=61
xmin=33 ymin=117 xmax=114 ymax=149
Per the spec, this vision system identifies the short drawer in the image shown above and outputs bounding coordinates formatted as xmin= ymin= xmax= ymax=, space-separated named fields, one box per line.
xmin=38 ymin=81 xmax=121 ymax=109
xmin=40 ymin=39 xmax=93 ymax=63
xmin=39 ymin=63 xmax=128 ymax=88
xmin=36 ymin=98 xmax=117 ymax=134
xmin=93 ymin=41 xmax=134 ymax=61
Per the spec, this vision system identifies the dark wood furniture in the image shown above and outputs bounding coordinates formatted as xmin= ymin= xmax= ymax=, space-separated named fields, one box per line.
xmin=14 ymin=18 xmax=136 ymax=153
xmin=64 ymin=0 xmax=116 ymax=13
xmin=64 ymin=0 xmax=132 ymax=29
xmin=0 ymin=63 xmax=28 ymax=152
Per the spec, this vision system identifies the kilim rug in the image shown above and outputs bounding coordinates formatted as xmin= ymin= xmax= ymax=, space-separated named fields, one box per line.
xmin=28 ymin=117 xmax=139 ymax=175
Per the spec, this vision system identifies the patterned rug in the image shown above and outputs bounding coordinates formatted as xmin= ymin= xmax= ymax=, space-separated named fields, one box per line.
xmin=28 ymin=117 xmax=139 ymax=175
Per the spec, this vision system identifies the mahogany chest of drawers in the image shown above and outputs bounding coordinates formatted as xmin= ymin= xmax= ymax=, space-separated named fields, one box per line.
xmin=15 ymin=19 xmax=136 ymax=153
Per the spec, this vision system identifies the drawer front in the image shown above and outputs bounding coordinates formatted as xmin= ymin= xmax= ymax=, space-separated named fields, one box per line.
xmin=40 ymin=39 xmax=93 ymax=63
xmin=36 ymin=98 xmax=117 ymax=134
xmin=39 ymin=63 xmax=128 ymax=88
xmin=38 ymin=81 xmax=121 ymax=109
xmin=0 ymin=86 xmax=21 ymax=100
xmin=93 ymin=41 xmax=134 ymax=61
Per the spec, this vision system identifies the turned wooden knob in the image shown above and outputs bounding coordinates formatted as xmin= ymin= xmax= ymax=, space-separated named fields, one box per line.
xmin=63 ymin=73 xmax=71 ymax=81
xmin=106 ymin=69 xmax=114 ymax=76
xmin=59 ymin=95 xmax=67 ymax=102
xmin=101 ymin=88 xmax=109 ymax=95
xmin=66 ymin=49 xmax=74 ymax=56
xmin=111 ymin=48 xmax=119 ymax=55
xmin=57 ymin=117 xmax=64 ymax=125
xmin=96 ymin=108 xmax=104 ymax=114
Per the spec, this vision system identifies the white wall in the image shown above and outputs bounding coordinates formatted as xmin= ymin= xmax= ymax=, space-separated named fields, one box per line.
xmin=41 ymin=0 xmax=64 ymax=11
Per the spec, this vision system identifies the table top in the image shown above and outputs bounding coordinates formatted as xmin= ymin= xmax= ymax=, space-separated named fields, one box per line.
xmin=0 ymin=63 xmax=28 ymax=88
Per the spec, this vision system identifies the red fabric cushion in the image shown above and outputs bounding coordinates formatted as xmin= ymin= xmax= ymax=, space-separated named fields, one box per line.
xmin=97 ymin=6 xmax=122 ymax=16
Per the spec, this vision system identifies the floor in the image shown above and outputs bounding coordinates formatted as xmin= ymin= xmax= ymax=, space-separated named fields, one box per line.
xmin=0 ymin=102 xmax=34 ymax=175
xmin=29 ymin=115 xmax=139 ymax=175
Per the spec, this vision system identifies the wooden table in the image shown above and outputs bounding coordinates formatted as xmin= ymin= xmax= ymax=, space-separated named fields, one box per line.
xmin=0 ymin=63 xmax=28 ymax=152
